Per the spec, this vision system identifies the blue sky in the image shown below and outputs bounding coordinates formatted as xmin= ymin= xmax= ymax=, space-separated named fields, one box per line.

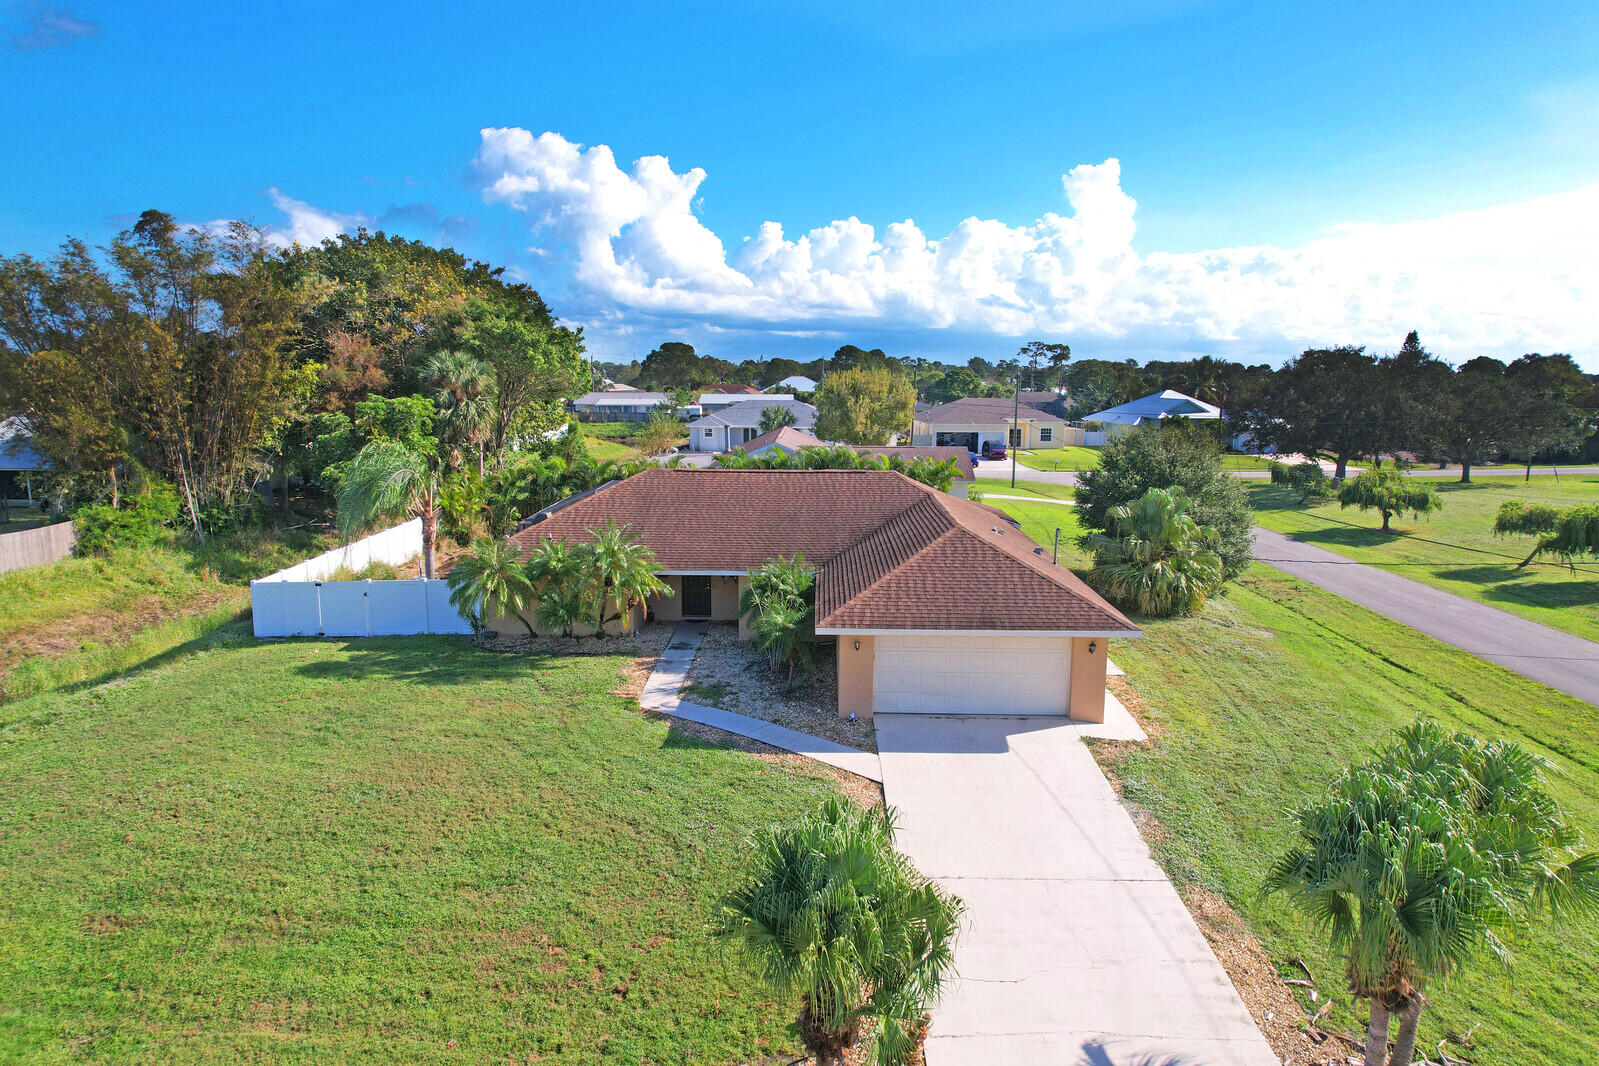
xmin=3 ymin=0 xmax=1597 ymax=368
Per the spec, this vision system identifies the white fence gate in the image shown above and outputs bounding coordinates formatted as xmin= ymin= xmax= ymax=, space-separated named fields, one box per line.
xmin=250 ymin=518 xmax=471 ymax=638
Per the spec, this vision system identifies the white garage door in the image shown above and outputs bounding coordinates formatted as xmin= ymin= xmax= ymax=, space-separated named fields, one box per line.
xmin=872 ymin=635 xmax=1070 ymax=716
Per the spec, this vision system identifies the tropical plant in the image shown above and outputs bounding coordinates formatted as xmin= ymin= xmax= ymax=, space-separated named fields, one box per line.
xmin=758 ymin=404 xmax=799 ymax=433
xmin=422 ymin=349 xmax=495 ymax=473
xmin=1269 ymin=459 xmax=1334 ymax=504
xmin=1494 ymin=500 xmax=1599 ymax=569
xmin=637 ymin=410 xmax=683 ymax=459
xmin=1264 ymin=720 xmax=1599 ymax=1066
xmin=524 ymin=538 xmax=589 ymax=640
xmin=711 ymin=799 xmax=963 ymax=1066
xmin=718 ymin=445 xmax=959 ymax=493
xmin=445 ymin=537 xmax=537 ymax=637
xmin=335 ymin=440 xmax=445 ymax=578
xmin=1337 ymin=469 xmax=1442 ymax=532
xmin=1076 ymin=420 xmax=1253 ymax=579
xmin=1084 ymin=487 xmax=1225 ymax=616
xmin=581 ymin=519 xmax=669 ymax=638
xmin=740 ymin=554 xmax=816 ymax=689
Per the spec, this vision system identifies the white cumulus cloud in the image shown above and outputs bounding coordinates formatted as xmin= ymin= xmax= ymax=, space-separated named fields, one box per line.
xmin=474 ymin=128 xmax=1599 ymax=361
xmin=263 ymin=188 xmax=372 ymax=248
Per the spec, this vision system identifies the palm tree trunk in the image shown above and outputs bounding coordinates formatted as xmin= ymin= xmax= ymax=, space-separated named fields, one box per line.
xmin=420 ymin=509 xmax=437 ymax=580
xmin=1364 ymin=999 xmax=1390 ymax=1066
xmin=108 ymin=465 xmax=119 ymax=508
xmin=1388 ymin=996 xmax=1423 ymax=1066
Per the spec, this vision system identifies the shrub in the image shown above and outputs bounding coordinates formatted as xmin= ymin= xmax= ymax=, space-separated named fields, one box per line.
xmin=1271 ymin=459 xmax=1334 ymax=504
xmin=1076 ymin=421 xmax=1253 ymax=579
xmin=72 ymin=482 xmax=181 ymax=555
xmin=1337 ymin=469 xmax=1441 ymax=532
xmin=1085 ymin=487 xmax=1225 ymax=616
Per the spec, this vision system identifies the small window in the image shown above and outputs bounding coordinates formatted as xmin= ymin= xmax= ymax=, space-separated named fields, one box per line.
xmin=1038 ymin=427 xmax=1053 ymax=442
xmin=703 ymin=428 xmax=713 ymax=437
xmin=1009 ymin=427 xmax=1022 ymax=446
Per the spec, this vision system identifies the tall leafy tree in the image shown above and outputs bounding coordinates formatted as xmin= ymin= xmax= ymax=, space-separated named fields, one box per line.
xmin=422 ymin=349 xmax=494 ymax=473
xmin=814 ymin=366 xmax=916 ymax=446
xmin=1503 ymin=353 xmax=1590 ymax=478
xmin=449 ymin=297 xmax=586 ymax=466
xmin=1266 ymin=720 xmax=1599 ymax=1066
xmin=1425 ymin=357 xmax=1515 ymax=482
xmin=1017 ymin=340 xmax=1070 ymax=391
xmin=1246 ymin=347 xmax=1392 ymax=479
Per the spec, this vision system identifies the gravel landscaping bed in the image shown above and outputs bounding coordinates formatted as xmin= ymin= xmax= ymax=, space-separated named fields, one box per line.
xmin=683 ymin=624 xmax=877 ymax=753
xmin=478 ymin=622 xmax=675 ymax=678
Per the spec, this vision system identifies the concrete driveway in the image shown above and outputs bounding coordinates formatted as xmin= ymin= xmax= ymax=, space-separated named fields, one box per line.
xmin=875 ymin=715 xmax=1278 ymax=1066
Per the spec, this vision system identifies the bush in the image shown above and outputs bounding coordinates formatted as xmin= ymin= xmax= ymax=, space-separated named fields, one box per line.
xmin=1076 ymin=422 xmax=1253 ymax=579
xmin=1270 ymin=459 xmax=1334 ymax=504
xmin=73 ymin=483 xmax=181 ymax=555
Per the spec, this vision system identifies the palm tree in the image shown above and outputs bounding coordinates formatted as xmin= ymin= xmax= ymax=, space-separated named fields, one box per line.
xmin=1265 ymin=720 xmax=1599 ymax=1066
xmin=739 ymin=554 xmax=816 ymax=689
xmin=445 ymin=537 xmax=537 ymax=638
xmin=422 ymin=350 xmax=495 ymax=474
xmin=1084 ymin=487 xmax=1224 ymax=616
xmin=336 ymin=440 xmax=444 ymax=579
xmin=580 ymin=519 xmax=668 ymax=638
xmin=524 ymin=538 xmax=588 ymax=641
xmin=758 ymin=404 xmax=798 ymax=434
xmin=712 ymin=799 xmax=963 ymax=1066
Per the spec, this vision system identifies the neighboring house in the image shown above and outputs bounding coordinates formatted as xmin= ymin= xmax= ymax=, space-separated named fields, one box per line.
xmin=703 ymin=383 xmax=762 ymax=395
xmin=0 ymin=418 xmax=48 ymax=505
xmin=509 ymin=468 xmax=1139 ymax=721
xmin=769 ymin=374 xmax=819 ymax=393
xmin=698 ymin=391 xmax=793 ymax=415
xmin=728 ymin=427 xmax=977 ymax=497
xmin=686 ymin=399 xmax=816 ymax=451
xmin=1080 ymin=390 xmax=1221 ymax=445
xmin=1017 ymin=389 xmax=1068 ymax=416
xmin=910 ymin=396 xmax=1078 ymax=451
xmin=571 ymin=391 xmax=672 ymax=422
xmin=601 ymin=381 xmax=638 ymax=391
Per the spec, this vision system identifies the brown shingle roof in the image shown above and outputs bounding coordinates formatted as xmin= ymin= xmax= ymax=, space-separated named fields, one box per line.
xmin=733 ymin=426 xmax=825 ymax=453
xmin=916 ymin=396 xmax=1063 ymax=425
xmin=510 ymin=468 xmax=1136 ymax=634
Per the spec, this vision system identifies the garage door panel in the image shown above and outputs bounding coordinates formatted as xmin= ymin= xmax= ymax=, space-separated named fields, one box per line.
xmin=873 ymin=635 xmax=1069 ymax=716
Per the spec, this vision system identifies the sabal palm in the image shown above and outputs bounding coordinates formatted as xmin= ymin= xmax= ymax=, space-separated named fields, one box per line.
xmin=581 ymin=519 xmax=668 ymax=638
xmin=445 ymin=537 xmax=537 ymax=637
xmin=1084 ymin=487 xmax=1224 ymax=616
xmin=1265 ymin=719 xmax=1599 ymax=1066
xmin=712 ymin=799 xmax=963 ymax=1066
xmin=336 ymin=440 xmax=443 ymax=579
xmin=524 ymin=538 xmax=589 ymax=639
xmin=423 ymin=350 xmax=495 ymax=472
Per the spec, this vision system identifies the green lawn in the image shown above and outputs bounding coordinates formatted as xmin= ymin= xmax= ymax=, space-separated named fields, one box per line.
xmin=1013 ymin=445 xmax=1102 ymax=471
xmin=0 ymin=530 xmax=337 ymax=705
xmin=971 ymin=478 xmax=1075 ymax=501
xmin=1249 ymin=475 xmax=1599 ymax=641
xmin=1217 ymin=453 xmax=1278 ymax=472
xmin=989 ymin=498 xmax=1089 ymax=566
xmin=0 ymin=635 xmax=846 ymax=1064
xmin=991 ymin=495 xmax=1599 ymax=1065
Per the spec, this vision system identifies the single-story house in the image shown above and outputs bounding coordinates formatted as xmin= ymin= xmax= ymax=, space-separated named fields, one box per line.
xmin=698 ymin=391 xmax=793 ymax=415
xmin=1017 ymin=390 xmax=1068 ymax=416
xmin=1 ymin=417 xmax=48 ymax=505
xmin=686 ymin=399 xmax=816 ymax=452
xmin=601 ymin=381 xmax=638 ymax=391
xmin=910 ymin=396 xmax=1079 ymax=451
xmin=703 ymin=383 xmax=763 ymax=395
xmin=507 ymin=468 xmax=1139 ymax=722
xmin=571 ymin=390 xmax=672 ymax=422
xmin=726 ymin=427 xmax=977 ymax=496
xmin=1081 ymin=390 xmax=1221 ymax=444
xmin=769 ymin=374 xmax=819 ymax=393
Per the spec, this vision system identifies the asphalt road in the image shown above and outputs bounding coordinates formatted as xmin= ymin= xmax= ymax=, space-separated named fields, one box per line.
xmin=1252 ymin=527 xmax=1599 ymax=706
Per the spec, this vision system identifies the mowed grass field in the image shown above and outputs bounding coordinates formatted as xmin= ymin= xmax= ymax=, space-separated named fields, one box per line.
xmin=1014 ymin=446 xmax=1275 ymax=473
xmin=0 ymin=634 xmax=846 ymax=1064
xmin=992 ymin=496 xmax=1599 ymax=1065
xmin=1249 ymin=475 xmax=1599 ymax=641
xmin=971 ymin=478 xmax=1075 ymax=501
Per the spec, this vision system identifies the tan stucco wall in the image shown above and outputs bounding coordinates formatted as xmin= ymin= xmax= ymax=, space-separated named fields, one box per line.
xmin=837 ymin=635 xmax=875 ymax=720
xmin=710 ymin=576 xmax=740 ymax=621
xmin=651 ymin=576 xmax=683 ymax=622
xmin=1069 ymin=637 xmax=1108 ymax=723
xmin=736 ymin=576 xmax=751 ymax=640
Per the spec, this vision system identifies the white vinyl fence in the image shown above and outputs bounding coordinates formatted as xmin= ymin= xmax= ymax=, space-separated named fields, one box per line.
xmin=250 ymin=519 xmax=472 ymax=638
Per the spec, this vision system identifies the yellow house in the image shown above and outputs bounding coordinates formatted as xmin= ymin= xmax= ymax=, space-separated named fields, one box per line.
xmin=910 ymin=396 xmax=1081 ymax=451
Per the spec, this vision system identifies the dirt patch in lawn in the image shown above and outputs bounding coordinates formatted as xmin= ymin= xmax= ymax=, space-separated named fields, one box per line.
xmin=684 ymin=624 xmax=876 ymax=753
xmin=0 ymin=586 xmax=240 ymax=678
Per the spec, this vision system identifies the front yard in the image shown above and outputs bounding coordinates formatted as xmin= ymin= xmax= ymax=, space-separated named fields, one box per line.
xmin=0 ymin=631 xmax=849 ymax=1064
xmin=989 ymin=495 xmax=1599 ymax=1065
xmin=1249 ymin=475 xmax=1599 ymax=641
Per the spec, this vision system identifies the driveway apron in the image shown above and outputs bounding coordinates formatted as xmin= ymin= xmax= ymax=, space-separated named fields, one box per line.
xmin=875 ymin=714 xmax=1278 ymax=1066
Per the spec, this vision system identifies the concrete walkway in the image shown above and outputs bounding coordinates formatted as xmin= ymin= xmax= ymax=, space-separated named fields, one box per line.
xmin=639 ymin=624 xmax=883 ymax=782
xmin=1253 ymin=527 xmax=1599 ymax=706
xmin=876 ymin=715 xmax=1277 ymax=1066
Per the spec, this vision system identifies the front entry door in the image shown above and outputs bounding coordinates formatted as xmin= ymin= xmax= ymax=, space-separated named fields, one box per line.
xmin=681 ymin=576 xmax=713 ymax=618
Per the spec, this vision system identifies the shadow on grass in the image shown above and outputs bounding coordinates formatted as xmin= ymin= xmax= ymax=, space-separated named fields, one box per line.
xmin=1282 ymin=523 xmax=1408 ymax=550
xmin=290 ymin=636 xmax=571 ymax=685
xmin=1436 ymin=566 xmax=1599 ymax=610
